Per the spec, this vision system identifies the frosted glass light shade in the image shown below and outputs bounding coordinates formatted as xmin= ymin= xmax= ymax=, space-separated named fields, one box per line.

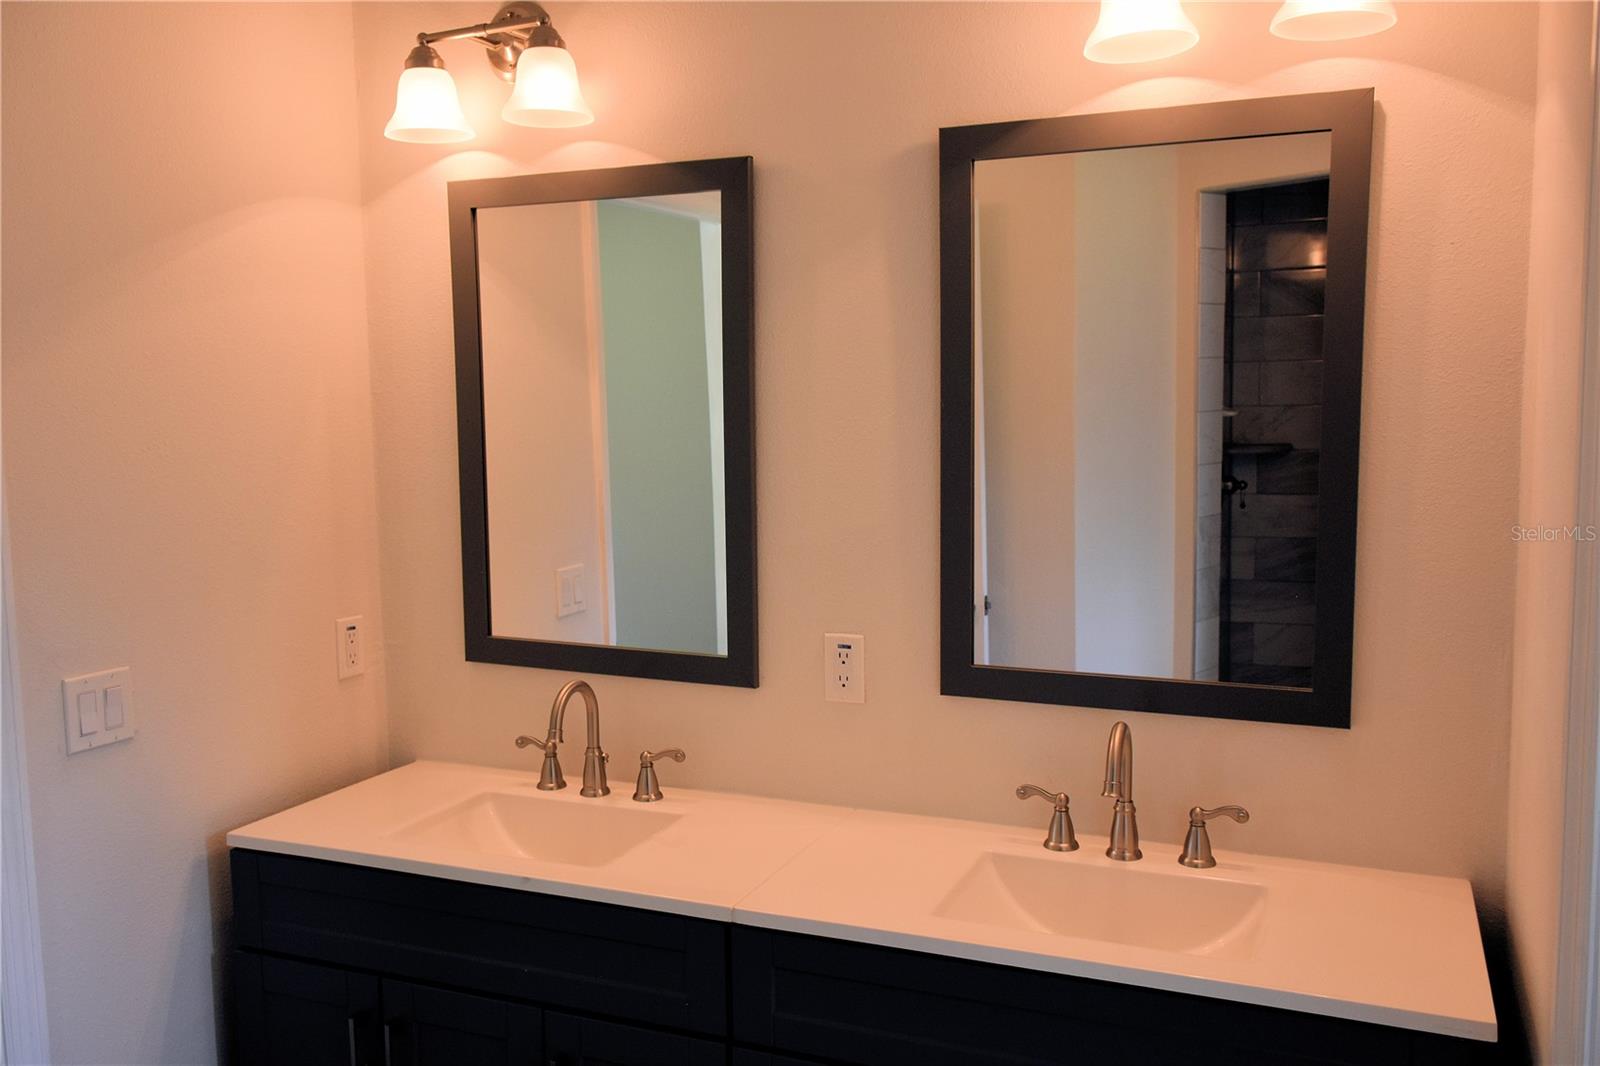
xmin=1269 ymin=1 xmax=1397 ymax=41
xmin=501 ymin=46 xmax=594 ymax=128
xmin=384 ymin=67 xmax=475 ymax=143
xmin=1083 ymin=0 xmax=1199 ymax=64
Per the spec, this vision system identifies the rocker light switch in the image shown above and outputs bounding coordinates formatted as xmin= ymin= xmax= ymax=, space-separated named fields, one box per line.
xmin=76 ymin=691 xmax=100 ymax=736
xmin=62 ymin=668 xmax=137 ymax=755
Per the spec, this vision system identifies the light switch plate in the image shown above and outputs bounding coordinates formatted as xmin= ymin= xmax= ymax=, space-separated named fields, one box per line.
xmin=62 ymin=668 xmax=136 ymax=754
xmin=555 ymin=564 xmax=586 ymax=618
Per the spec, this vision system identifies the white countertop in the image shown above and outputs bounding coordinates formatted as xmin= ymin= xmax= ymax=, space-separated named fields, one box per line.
xmin=228 ymin=760 xmax=1496 ymax=1042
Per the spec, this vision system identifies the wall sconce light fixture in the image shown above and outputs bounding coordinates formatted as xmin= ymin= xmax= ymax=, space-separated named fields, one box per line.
xmin=1269 ymin=1 xmax=1398 ymax=41
xmin=1083 ymin=0 xmax=1200 ymax=65
xmin=384 ymin=2 xmax=592 ymax=144
xmin=1080 ymin=0 xmax=1397 ymax=65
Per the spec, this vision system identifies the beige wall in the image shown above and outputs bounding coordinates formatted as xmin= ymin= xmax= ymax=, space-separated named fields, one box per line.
xmin=975 ymin=154 xmax=1078 ymax=670
xmin=1505 ymin=3 xmax=1598 ymax=1061
xmin=479 ymin=201 xmax=609 ymax=644
xmin=1072 ymin=147 xmax=1181 ymax=678
xmin=356 ymin=0 xmax=1536 ymax=912
xmin=1 ymin=4 xmax=388 ymax=1062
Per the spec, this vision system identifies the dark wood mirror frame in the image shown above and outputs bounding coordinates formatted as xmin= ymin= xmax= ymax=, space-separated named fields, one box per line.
xmin=450 ymin=157 xmax=757 ymax=687
xmin=939 ymin=91 xmax=1373 ymax=727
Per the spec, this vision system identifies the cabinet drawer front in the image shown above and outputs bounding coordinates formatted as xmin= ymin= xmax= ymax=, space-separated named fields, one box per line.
xmin=382 ymin=979 xmax=542 ymax=1066
xmin=732 ymin=928 xmax=1481 ymax=1066
xmin=234 ymin=953 xmax=381 ymax=1066
xmin=545 ymin=1011 xmax=725 ymax=1066
xmin=232 ymin=850 xmax=727 ymax=1036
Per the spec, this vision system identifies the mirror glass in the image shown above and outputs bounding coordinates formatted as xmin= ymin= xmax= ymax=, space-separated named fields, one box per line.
xmin=477 ymin=191 xmax=728 ymax=656
xmin=973 ymin=132 xmax=1330 ymax=688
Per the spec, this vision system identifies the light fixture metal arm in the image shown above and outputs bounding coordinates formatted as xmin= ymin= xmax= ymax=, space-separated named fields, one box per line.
xmin=409 ymin=3 xmax=562 ymax=84
xmin=419 ymin=14 xmax=547 ymax=47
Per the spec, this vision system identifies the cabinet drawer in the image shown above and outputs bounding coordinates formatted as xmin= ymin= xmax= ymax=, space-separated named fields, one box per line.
xmin=732 ymin=928 xmax=1487 ymax=1066
xmin=545 ymin=1011 xmax=725 ymax=1065
xmin=232 ymin=849 xmax=728 ymax=1036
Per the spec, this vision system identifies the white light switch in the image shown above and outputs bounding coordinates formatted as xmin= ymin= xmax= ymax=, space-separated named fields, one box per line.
xmin=103 ymin=686 xmax=126 ymax=730
xmin=555 ymin=564 xmax=586 ymax=618
xmin=62 ymin=668 xmax=136 ymax=755
xmin=76 ymin=691 xmax=100 ymax=736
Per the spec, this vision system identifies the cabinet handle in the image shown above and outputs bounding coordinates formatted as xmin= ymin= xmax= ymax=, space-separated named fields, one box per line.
xmin=347 ymin=1017 xmax=359 ymax=1066
xmin=382 ymin=1021 xmax=394 ymax=1066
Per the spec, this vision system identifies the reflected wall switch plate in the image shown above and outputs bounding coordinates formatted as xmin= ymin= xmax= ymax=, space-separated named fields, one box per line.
xmin=336 ymin=616 xmax=365 ymax=679
xmin=556 ymin=564 xmax=586 ymax=618
xmin=62 ymin=667 xmax=136 ymax=754
xmin=824 ymin=633 xmax=865 ymax=704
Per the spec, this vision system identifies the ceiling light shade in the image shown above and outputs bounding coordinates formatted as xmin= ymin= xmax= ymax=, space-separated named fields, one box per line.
xmin=501 ymin=44 xmax=594 ymax=128
xmin=384 ymin=46 xmax=475 ymax=143
xmin=1269 ymin=0 xmax=1397 ymax=41
xmin=1083 ymin=0 xmax=1200 ymax=64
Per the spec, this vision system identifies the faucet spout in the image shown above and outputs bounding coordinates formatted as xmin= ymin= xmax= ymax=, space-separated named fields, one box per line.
xmin=518 ymin=679 xmax=609 ymax=795
xmin=1102 ymin=720 xmax=1133 ymax=802
xmin=1101 ymin=721 xmax=1141 ymax=861
xmin=548 ymin=679 xmax=609 ymax=797
xmin=548 ymin=678 xmax=601 ymax=751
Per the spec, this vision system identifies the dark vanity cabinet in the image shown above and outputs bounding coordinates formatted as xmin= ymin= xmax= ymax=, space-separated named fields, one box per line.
xmin=231 ymin=850 xmax=1491 ymax=1066
xmin=230 ymin=850 xmax=726 ymax=1066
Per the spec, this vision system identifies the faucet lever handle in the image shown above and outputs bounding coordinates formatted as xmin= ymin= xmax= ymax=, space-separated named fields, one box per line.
xmin=1016 ymin=785 xmax=1078 ymax=852
xmin=1015 ymin=784 xmax=1069 ymax=810
xmin=516 ymin=734 xmax=567 ymax=791
xmin=634 ymin=748 xmax=686 ymax=802
xmin=640 ymin=749 xmax=686 ymax=767
xmin=1179 ymin=804 xmax=1250 ymax=869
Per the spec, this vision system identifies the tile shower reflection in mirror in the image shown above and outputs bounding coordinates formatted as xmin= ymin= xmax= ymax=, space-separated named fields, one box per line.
xmin=478 ymin=191 xmax=728 ymax=656
xmin=972 ymin=133 xmax=1329 ymax=687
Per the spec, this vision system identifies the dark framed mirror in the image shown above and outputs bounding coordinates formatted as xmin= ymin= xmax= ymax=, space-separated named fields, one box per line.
xmin=451 ymin=157 xmax=756 ymax=686
xmin=940 ymin=92 xmax=1373 ymax=727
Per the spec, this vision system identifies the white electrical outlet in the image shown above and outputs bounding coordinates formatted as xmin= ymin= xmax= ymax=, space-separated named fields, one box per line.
xmin=336 ymin=616 xmax=365 ymax=679
xmin=824 ymin=633 xmax=865 ymax=704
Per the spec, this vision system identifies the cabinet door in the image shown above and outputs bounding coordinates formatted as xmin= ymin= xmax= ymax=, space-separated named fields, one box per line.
xmin=543 ymin=1011 xmax=725 ymax=1066
xmin=382 ymin=979 xmax=542 ymax=1066
xmin=235 ymin=953 xmax=381 ymax=1066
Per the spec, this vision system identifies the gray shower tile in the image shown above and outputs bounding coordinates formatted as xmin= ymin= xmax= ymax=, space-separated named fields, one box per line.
xmin=1255 ymin=537 xmax=1317 ymax=582
xmin=1260 ymin=360 xmax=1323 ymax=406
xmin=1232 ymin=316 xmax=1324 ymax=362
xmin=1231 ymin=494 xmax=1319 ymax=538
xmin=1232 ymin=405 xmax=1321 ymax=449
xmin=1230 ymin=536 xmax=1257 ymax=579
xmin=1253 ymin=622 xmax=1316 ymax=667
xmin=1232 ymin=221 xmax=1328 ymax=271
xmin=1256 ymin=448 xmax=1320 ymax=494
xmin=1228 ymin=579 xmax=1315 ymax=624
xmin=1229 ymin=363 xmax=1260 ymax=406
xmin=1261 ymin=268 xmax=1326 ymax=316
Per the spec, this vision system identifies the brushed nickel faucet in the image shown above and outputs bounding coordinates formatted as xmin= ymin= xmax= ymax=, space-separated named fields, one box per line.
xmin=514 ymin=679 xmax=610 ymax=796
xmin=1178 ymin=805 xmax=1250 ymax=868
xmin=1016 ymin=785 xmax=1079 ymax=852
xmin=633 ymin=748 xmax=686 ymax=802
xmin=1101 ymin=721 xmax=1141 ymax=861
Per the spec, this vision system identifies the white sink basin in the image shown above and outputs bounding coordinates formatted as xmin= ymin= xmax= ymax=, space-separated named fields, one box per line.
xmin=388 ymin=791 xmax=679 ymax=867
xmin=933 ymin=851 xmax=1265 ymax=959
